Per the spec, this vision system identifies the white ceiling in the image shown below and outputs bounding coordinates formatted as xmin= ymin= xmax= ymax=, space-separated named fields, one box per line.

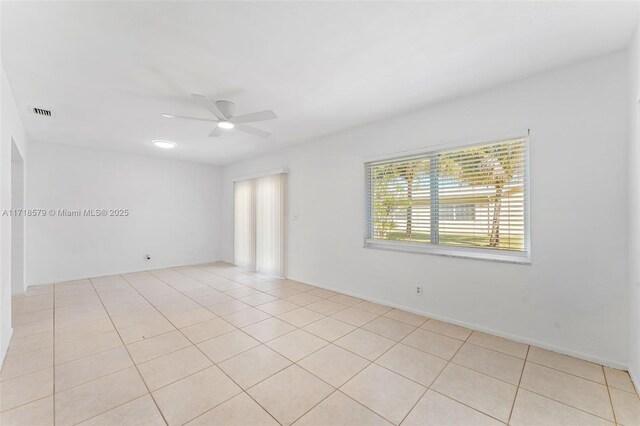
xmin=2 ymin=1 xmax=638 ymax=165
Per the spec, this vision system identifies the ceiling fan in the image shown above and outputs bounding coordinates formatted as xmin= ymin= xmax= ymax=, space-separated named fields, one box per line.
xmin=161 ymin=94 xmax=277 ymax=138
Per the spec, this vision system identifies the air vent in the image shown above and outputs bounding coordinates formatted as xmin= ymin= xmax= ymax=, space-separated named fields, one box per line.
xmin=31 ymin=107 xmax=53 ymax=117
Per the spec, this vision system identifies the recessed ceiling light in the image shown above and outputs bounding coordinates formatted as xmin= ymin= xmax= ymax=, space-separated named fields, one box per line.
xmin=153 ymin=140 xmax=176 ymax=149
xmin=218 ymin=121 xmax=234 ymax=130
xmin=161 ymin=114 xmax=175 ymax=118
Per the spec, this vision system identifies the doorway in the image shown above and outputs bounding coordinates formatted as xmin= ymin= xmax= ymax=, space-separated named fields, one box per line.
xmin=11 ymin=139 xmax=24 ymax=294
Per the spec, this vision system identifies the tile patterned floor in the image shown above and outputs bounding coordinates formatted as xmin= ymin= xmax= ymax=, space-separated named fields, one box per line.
xmin=1 ymin=262 xmax=639 ymax=425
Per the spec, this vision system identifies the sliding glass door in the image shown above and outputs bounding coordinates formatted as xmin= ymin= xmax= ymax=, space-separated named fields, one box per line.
xmin=234 ymin=173 xmax=287 ymax=277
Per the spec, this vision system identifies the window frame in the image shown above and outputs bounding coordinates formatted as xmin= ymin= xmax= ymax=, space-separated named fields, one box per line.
xmin=363 ymin=136 xmax=531 ymax=264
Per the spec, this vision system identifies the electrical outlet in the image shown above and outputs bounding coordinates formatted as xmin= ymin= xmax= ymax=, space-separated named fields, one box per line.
xmin=416 ymin=286 xmax=423 ymax=296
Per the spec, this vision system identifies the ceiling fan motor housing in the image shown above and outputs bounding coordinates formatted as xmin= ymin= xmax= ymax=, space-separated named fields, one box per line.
xmin=215 ymin=100 xmax=235 ymax=119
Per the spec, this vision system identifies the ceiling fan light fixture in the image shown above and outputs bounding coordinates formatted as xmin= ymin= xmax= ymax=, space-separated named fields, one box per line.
xmin=218 ymin=121 xmax=234 ymax=130
xmin=153 ymin=140 xmax=176 ymax=149
xmin=164 ymin=95 xmax=275 ymax=138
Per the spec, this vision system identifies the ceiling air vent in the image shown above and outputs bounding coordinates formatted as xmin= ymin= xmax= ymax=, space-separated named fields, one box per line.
xmin=31 ymin=107 xmax=53 ymax=117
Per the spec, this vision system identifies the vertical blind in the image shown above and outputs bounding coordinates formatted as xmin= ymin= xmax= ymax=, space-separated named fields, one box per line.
xmin=233 ymin=179 xmax=256 ymax=270
xmin=366 ymin=137 xmax=528 ymax=253
xmin=234 ymin=173 xmax=287 ymax=277
xmin=255 ymin=174 xmax=286 ymax=277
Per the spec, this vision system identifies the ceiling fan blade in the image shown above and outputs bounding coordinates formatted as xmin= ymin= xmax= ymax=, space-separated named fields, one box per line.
xmin=230 ymin=110 xmax=277 ymax=124
xmin=190 ymin=93 xmax=227 ymax=120
xmin=209 ymin=126 xmax=223 ymax=137
xmin=236 ymin=124 xmax=271 ymax=138
xmin=161 ymin=113 xmax=218 ymax=123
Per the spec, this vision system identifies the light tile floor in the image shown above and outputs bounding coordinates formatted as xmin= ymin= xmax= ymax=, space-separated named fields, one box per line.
xmin=1 ymin=262 xmax=639 ymax=425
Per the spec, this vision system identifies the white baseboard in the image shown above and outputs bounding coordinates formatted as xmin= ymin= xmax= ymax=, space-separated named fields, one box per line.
xmin=629 ymin=366 xmax=640 ymax=395
xmin=26 ymin=258 xmax=222 ymax=289
xmin=0 ymin=327 xmax=14 ymax=371
xmin=23 ymin=260 xmax=631 ymax=373
xmin=288 ymin=275 xmax=628 ymax=370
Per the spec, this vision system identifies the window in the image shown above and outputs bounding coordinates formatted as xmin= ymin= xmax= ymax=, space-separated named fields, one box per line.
xmin=365 ymin=137 xmax=528 ymax=262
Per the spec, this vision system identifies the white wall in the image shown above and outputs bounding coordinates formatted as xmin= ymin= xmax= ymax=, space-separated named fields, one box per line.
xmin=0 ymin=53 xmax=29 ymax=365
xmin=627 ymin=10 xmax=640 ymax=389
xmin=222 ymin=51 xmax=629 ymax=367
xmin=1 ymin=0 xmax=6 ymax=368
xmin=26 ymin=142 xmax=222 ymax=285
xmin=11 ymin=142 xmax=24 ymax=295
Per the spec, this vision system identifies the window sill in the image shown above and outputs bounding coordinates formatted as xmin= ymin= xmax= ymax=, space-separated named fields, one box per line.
xmin=363 ymin=239 xmax=531 ymax=264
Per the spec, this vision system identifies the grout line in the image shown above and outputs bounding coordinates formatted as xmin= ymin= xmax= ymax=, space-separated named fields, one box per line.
xmin=179 ymin=262 xmax=624 ymax=423
xmin=396 ymin=335 xmax=464 ymax=425
xmin=0 ymin=394 xmax=55 ymax=417
xmin=0 ymin=365 xmax=54 ymax=387
xmin=6 ymin=262 xmax=628 ymax=426
xmin=54 ymin=362 xmax=133 ymax=395
xmin=86 ymin=277 xmax=171 ymax=426
xmin=3 ymin=329 xmax=54 ymax=352
xmin=75 ymin=395 xmax=159 ymax=426
xmin=54 ymin=335 xmax=121 ymax=364
xmin=524 ymin=360 xmax=612 ymax=387
xmin=52 ymin=287 xmax=56 ymax=426
xmin=434 ymin=332 xmax=621 ymax=391
xmin=288 ymin=356 xmax=375 ymax=424
xmin=603 ymin=364 xmax=619 ymax=425
xmin=54 ymin=318 xmax=114 ymax=340
xmin=507 ymin=344 xmax=530 ymax=423
xmin=518 ymin=387 xmax=618 ymax=424
xmin=445 ymin=357 xmax=522 ymax=388
xmin=255 ymin=304 xmax=412 ymax=424
xmin=428 ymin=388 xmax=510 ymax=425
xmin=171 ymin=266 xmax=347 ymax=425
xmin=127 ymin=269 xmax=284 ymax=426
xmin=10 ymin=305 xmax=55 ymax=318
xmin=18 ymin=266 xmax=424 ymax=422
xmin=178 ymin=391 xmax=249 ymax=425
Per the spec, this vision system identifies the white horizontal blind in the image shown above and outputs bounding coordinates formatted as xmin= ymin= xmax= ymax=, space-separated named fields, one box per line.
xmin=366 ymin=137 xmax=527 ymax=253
